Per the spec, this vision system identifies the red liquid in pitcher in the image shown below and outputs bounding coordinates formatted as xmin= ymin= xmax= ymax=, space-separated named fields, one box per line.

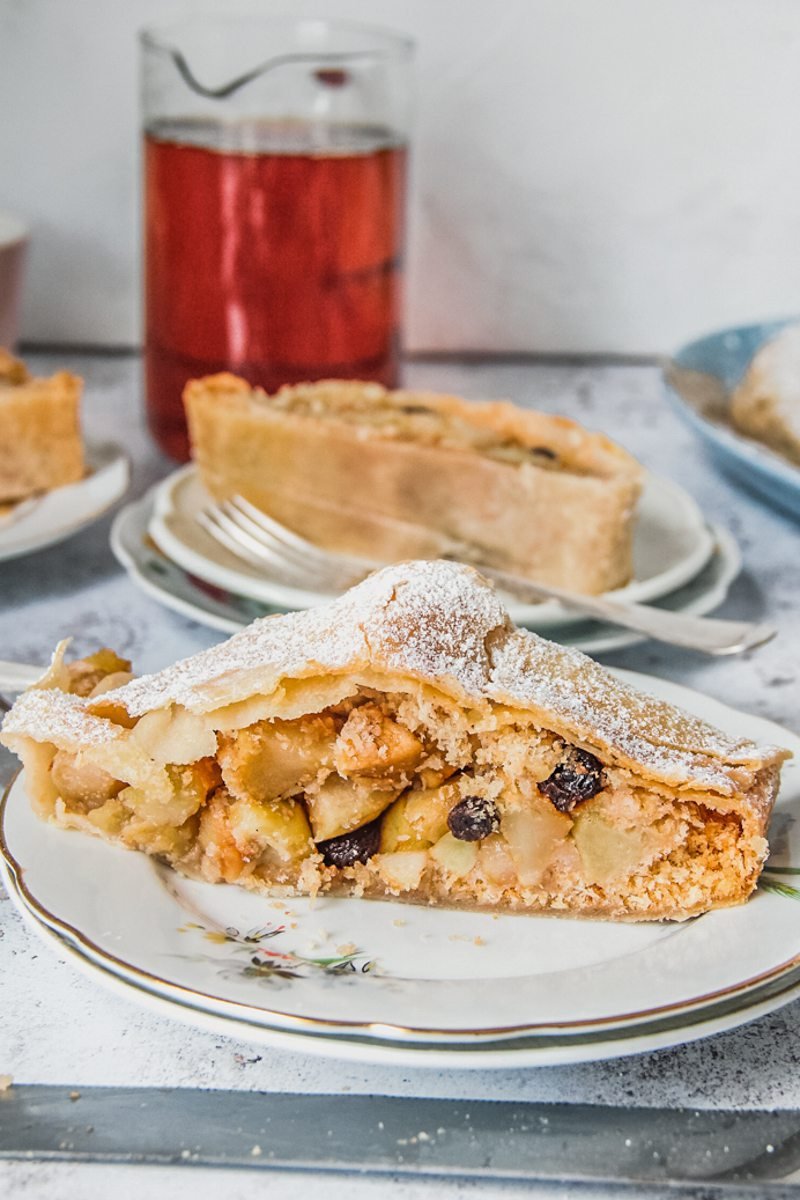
xmin=144 ymin=118 xmax=408 ymax=459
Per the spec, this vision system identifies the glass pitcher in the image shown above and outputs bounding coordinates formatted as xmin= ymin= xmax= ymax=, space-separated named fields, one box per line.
xmin=141 ymin=17 xmax=414 ymax=459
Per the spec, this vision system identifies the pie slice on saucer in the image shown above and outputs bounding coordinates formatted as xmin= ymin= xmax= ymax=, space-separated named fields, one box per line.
xmin=1 ymin=562 xmax=788 ymax=920
xmin=185 ymin=375 xmax=643 ymax=595
xmin=0 ymin=349 xmax=84 ymax=505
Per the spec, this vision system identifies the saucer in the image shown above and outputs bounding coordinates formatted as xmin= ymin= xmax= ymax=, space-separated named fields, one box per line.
xmin=111 ymin=487 xmax=741 ymax=655
xmin=148 ymin=465 xmax=714 ymax=631
xmin=0 ymin=443 xmax=129 ymax=562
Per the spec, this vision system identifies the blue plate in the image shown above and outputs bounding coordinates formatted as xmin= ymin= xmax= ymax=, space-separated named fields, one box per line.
xmin=664 ymin=318 xmax=800 ymax=521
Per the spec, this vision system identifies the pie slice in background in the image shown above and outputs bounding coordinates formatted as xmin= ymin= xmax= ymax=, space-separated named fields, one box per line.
xmin=185 ymin=375 xmax=643 ymax=595
xmin=0 ymin=349 xmax=84 ymax=505
xmin=731 ymin=322 xmax=800 ymax=468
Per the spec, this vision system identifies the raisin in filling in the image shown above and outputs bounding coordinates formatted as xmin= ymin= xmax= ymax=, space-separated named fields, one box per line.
xmin=447 ymin=795 xmax=500 ymax=841
xmin=538 ymin=748 xmax=606 ymax=812
xmin=317 ymin=817 xmax=382 ymax=868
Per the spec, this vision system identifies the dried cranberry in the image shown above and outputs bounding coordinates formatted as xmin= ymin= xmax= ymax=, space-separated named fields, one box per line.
xmin=447 ymin=795 xmax=500 ymax=842
xmin=538 ymin=748 xmax=605 ymax=812
xmin=318 ymin=818 xmax=381 ymax=868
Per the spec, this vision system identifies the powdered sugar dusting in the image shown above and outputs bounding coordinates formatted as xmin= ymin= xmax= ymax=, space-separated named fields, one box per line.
xmin=2 ymin=561 xmax=786 ymax=794
xmin=358 ymin=560 xmax=510 ymax=697
xmin=733 ymin=322 xmax=800 ymax=441
xmin=96 ymin=561 xmax=508 ymax=718
xmin=2 ymin=688 xmax=118 ymax=748
xmin=489 ymin=632 xmax=781 ymax=793
xmin=99 ymin=602 xmax=370 ymax=718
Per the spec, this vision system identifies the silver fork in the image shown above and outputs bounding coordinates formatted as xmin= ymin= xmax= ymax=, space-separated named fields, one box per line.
xmin=0 ymin=661 xmax=42 ymax=694
xmin=197 ymin=496 xmax=776 ymax=656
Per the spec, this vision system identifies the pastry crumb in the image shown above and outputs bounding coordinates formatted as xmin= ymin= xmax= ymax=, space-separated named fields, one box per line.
xmin=337 ymin=942 xmax=357 ymax=956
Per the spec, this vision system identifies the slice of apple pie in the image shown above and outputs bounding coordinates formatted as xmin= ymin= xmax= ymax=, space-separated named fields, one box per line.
xmin=1 ymin=562 xmax=789 ymax=920
xmin=730 ymin=322 xmax=800 ymax=468
xmin=0 ymin=349 xmax=84 ymax=504
xmin=184 ymin=374 xmax=643 ymax=595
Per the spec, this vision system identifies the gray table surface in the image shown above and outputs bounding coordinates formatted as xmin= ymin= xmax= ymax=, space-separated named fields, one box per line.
xmin=1 ymin=350 xmax=799 ymax=1200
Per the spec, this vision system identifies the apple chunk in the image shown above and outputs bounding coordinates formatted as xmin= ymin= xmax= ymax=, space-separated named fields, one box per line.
xmin=219 ymin=715 xmax=337 ymax=803
xmin=117 ymin=759 xmax=218 ymax=827
xmin=430 ymin=832 xmax=478 ymax=880
xmin=404 ymin=781 xmax=460 ymax=843
xmin=375 ymin=851 xmax=428 ymax=892
xmin=229 ymin=794 xmax=313 ymax=863
xmin=501 ymin=799 xmax=572 ymax=886
xmin=478 ymin=834 xmax=517 ymax=887
xmin=380 ymin=795 xmax=430 ymax=853
xmin=571 ymin=809 xmax=650 ymax=885
xmin=306 ymin=775 xmax=401 ymax=842
xmin=51 ymin=750 xmax=124 ymax=811
xmin=334 ymin=703 xmax=423 ymax=779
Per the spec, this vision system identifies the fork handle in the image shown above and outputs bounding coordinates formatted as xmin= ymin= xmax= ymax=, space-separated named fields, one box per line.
xmin=482 ymin=569 xmax=775 ymax=655
xmin=0 ymin=661 xmax=42 ymax=693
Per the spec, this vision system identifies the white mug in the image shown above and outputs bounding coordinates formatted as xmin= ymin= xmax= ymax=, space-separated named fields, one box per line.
xmin=0 ymin=212 xmax=29 ymax=349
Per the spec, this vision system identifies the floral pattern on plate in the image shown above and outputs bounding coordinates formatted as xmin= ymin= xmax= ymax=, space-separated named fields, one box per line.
xmin=178 ymin=920 xmax=376 ymax=983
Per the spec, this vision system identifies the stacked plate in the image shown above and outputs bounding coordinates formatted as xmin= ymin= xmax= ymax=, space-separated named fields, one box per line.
xmin=2 ymin=672 xmax=799 ymax=1068
xmin=111 ymin=465 xmax=740 ymax=653
xmin=0 ymin=444 xmax=129 ymax=562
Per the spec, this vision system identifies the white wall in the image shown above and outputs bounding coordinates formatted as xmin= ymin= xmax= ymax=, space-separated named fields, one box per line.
xmin=2 ymin=0 xmax=800 ymax=354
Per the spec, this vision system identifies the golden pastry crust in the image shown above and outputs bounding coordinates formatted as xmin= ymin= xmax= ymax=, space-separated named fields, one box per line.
xmin=184 ymin=375 xmax=643 ymax=595
xmin=0 ymin=349 xmax=84 ymax=503
xmin=2 ymin=562 xmax=789 ymax=921
xmin=730 ymin=323 xmax=800 ymax=467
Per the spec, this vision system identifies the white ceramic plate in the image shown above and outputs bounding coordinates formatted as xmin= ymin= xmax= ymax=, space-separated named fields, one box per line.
xmin=0 ymin=444 xmax=130 ymax=561
xmin=148 ymin=466 xmax=714 ymax=630
xmin=2 ymin=672 xmax=798 ymax=1068
xmin=111 ymin=490 xmax=741 ymax=655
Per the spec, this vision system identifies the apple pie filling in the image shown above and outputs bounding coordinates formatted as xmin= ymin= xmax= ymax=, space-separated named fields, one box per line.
xmin=45 ymin=658 xmax=767 ymax=919
xmin=264 ymin=382 xmax=573 ymax=472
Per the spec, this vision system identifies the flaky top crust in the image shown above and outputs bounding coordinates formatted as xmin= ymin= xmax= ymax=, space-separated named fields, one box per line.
xmin=2 ymin=562 xmax=788 ymax=804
